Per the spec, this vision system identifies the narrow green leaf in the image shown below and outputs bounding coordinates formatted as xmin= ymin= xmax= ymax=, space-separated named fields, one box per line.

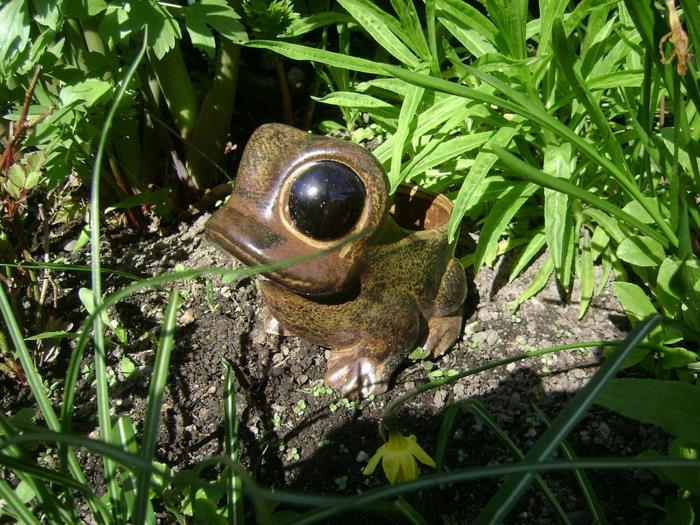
xmin=543 ymin=143 xmax=572 ymax=275
xmin=579 ymin=229 xmax=594 ymax=319
xmin=509 ymin=229 xmax=546 ymax=282
xmin=510 ymin=255 xmax=554 ymax=313
xmin=390 ymin=84 xmax=424 ymax=191
xmin=536 ymin=0 xmax=569 ymax=56
xmin=390 ymin=0 xmax=431 ymax=62
xmin=313 ymin=91 xmax=395 ymax=109
xmin=435 ymin=0 xmax=497 ymax=42
xmin=448 ymin=127 xmax=517 ymax=242
xmin=337 ymin=0 xmax=420 ymax=68
xmin=482 ymin=0 xmax=527 ymax=58
xmin=133 ymin=290 xmax=181 ymax=525
xmin=474 ymin=182 xmax=538 ymax=270
xmin=403 ymin=132 xmax=492 ymax=181
xmin=492 ymin=146 xmax=670 ymax=248
xmin=439 ymin=17 xmax=496 ymax=57
xmin=245 ymin=39 xmax=387 ymax=75
xmin=551 ymin=19 xmax=627 ymax=171
xmin=284 ymin=12 xmax=354 ymax=37
xmin=596 ymin=379 xmax=700 ymax=446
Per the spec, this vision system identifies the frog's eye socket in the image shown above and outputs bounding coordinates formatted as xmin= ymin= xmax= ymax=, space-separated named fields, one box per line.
xmin=288 ymin=161 xmax=366 ymax=241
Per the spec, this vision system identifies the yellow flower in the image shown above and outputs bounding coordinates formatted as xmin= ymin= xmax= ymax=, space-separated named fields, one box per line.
xmin=363 ymin=430 xmax=436 ymax=484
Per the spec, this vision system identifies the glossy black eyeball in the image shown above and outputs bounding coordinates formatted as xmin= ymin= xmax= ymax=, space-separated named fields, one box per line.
xmin=288 ymin=161 xmax=366 ymax=241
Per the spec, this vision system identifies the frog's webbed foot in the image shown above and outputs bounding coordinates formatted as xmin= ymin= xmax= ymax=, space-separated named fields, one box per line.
xmin=421 ymin=257 xmax=467 ymax=357
xmin=325 ymin=350 xmax=384 ymax=398
xmin=324 ymin=346 xmax=400 ymax=398
xmin=422 ymin=309 xmax=463 ymax=357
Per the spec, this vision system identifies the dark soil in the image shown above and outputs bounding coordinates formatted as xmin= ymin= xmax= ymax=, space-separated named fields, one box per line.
xmin=1 ymin=213 xmax=672 ymax=524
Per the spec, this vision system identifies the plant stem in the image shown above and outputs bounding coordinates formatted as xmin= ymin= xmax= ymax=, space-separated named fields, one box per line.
xmin=187 ymin=38 xmax=241 ymax=188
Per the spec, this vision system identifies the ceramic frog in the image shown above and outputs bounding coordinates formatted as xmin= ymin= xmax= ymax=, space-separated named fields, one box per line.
xmin=206 ymin=123 xmax=467 ymax=398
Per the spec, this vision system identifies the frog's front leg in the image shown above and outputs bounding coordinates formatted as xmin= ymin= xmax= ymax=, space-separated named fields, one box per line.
xmin=421 ymin=257 xmax=467 ymax=357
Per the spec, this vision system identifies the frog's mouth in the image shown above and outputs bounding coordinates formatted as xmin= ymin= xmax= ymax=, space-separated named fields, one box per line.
xmin=205 ymin=203 xmax=284 ymax=269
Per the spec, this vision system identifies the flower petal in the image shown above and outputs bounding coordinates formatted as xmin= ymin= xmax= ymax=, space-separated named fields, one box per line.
xmin=397 ymin=450 xmax=419 ymax=483
xmin=407 ymin=434 xmax=436 ymax=468
xmin=382 ymin=449 xmax=401 ymax=484
xmin=363 ymin=445 xmax=385 ymax=475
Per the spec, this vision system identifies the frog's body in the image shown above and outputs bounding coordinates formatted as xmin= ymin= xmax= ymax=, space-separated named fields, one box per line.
xmin=206 ymin=123 xmax=467 ymax=397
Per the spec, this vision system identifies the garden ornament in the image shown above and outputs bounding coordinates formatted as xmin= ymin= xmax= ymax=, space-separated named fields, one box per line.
xmin=206 ymin=123 xmax=467 ymax=398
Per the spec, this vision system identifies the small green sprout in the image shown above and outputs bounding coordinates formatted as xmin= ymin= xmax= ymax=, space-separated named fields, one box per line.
xmin=292 ymin=399 xmax=307 ymax=415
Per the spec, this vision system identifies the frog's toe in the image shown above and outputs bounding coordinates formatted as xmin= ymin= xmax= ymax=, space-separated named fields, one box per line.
xmin=261 ymin=306 xmax=287 ymax=336
xmin=324 ymin=351 xmax=389 ymax=398
xmin=422 ymin=308 xmax=463 ymax=357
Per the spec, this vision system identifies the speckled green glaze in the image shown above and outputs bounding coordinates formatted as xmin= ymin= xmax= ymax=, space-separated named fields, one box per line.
xmin=206 ymin=123 xmax=467 ymax=397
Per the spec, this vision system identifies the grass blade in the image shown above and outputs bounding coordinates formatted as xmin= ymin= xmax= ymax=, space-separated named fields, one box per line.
xmin=532 ymin=405 xmax=608 ymax=524
xmin=337 ymin=0 xmax=420 ymax=68
xmin=473 ymin=314 xmax=664 ymax=524
xmin=0 ymin=479 xmax=42 ymax=525
xmin=223 ymin=360 xmax=244 ymax=525
xmin=133 ymin=289 xmax=181 ymax=525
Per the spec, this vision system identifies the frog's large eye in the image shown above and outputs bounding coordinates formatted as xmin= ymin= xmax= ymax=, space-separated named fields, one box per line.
xmin=288 ymin=161 xmax=366 ymax=241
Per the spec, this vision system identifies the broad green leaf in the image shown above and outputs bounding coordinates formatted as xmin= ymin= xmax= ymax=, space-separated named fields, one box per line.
xmin=666 ymin=439 xmax=700 ymax=495
xmin=448 ymin=126 xmax=517 ymax=242
xmin=579 ymin=230 xmax=594 ymax=319
xmin=0 ymin=0 xmax=30 ymax=69
xmin=474 ymin=182 xmax=538 ymax=270
xmin=670 ymin=258 xmax=700 ymax=330
xmin=656 ymin=258 xmax=681 ymax=316
xmin=98 ymin=5 xmax=133 ymax=44
xmin=188 ymin=0 xmax=246 ymax=43
xmin=510 ymin=254 xmax=554 ymax=313
xmin=131 ymin=0 xmax=182 ymax=60
xmin=595 ymin=379 xmax=700 ymax=447
xmin=389 ymin=84 xmax=424 ymax=191
xmin=621 ymin=198 xmax=660 ymax=224
xmin=665 ymin=497 xmax=696 ymax=524
xmin=616 ymin=236 xmax=665 ymax=267
xmin=509 ymin=229 xmax=546 ymax=282
xmin=611 ymin=282 xmax=656 ymax=323
xmin=63 ymin=0 xmax=107 ymax=19
xmin=660 ymin=347 xmax=699 ymax=370
xmin=185 ymin=7 xmax=216 ymax=58
xmin=31 ymin=0 xmax=60 ymax=28
xmin=60 ymin=79 xmax=112 ymax=107
xmin=543 ymin=143 xmax=572 ymax=276
xmin=337 ymin=0 xmax=420 ymax=68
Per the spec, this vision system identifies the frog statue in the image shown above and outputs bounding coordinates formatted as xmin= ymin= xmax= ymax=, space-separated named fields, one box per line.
xmin=206 ymin=123 xmax=467 ymax=398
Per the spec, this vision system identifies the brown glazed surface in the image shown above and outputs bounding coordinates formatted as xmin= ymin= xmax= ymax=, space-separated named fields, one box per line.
xmin=206 ymin=123 xmax=467 ymax=397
